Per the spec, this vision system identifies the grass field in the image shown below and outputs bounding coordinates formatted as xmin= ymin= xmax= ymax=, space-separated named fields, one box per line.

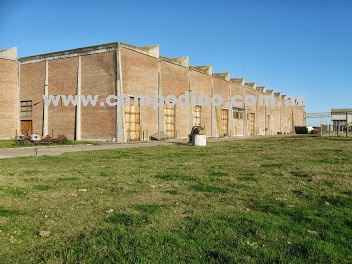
xmin=0 ymin=139 xmax=99 ymax=149
xmin=0 ymin=136 xmax=351 ymax=263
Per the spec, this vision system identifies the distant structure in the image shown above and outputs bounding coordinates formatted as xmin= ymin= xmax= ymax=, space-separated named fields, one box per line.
xmin=0 ymin=42 xmax=306 ymax=141
xmin=331 ymin=109 xmax=352 ymax=131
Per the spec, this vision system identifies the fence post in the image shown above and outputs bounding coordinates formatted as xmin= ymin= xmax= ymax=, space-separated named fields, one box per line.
xmin=346 ymin=113 xmax=348 ymax=137
xmin=320 ymin=124 xmax=323 ymax=137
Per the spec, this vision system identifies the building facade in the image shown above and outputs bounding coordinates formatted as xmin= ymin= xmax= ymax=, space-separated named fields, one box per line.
xmin=331 ymin=109 xmax=352 ymax=131
xmin=0 ymin=42 xmax=306 ymax=141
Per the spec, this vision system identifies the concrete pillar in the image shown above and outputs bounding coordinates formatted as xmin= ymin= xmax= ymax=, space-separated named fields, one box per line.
xmin=75 ymin=56 xmax=81 ymax=141
xmin=116 ymin=48 xmax=126 ymax=142
xmin=265 ymin=106 xmax=268 ymax=136
xmin=187 ymin=70 xmax=193 ymax=133
xmin=43 ymin=60 xmax=49 ymax=136
xmin=158 ymin=60 xmax=164 ymax=134
xmin=329 ymin=124 xmax=331 ymax=137
xmin=255 ymin=93 xmax=259 ymax=135
xmin=279 ymin=106 xmax=282 ymax=133
xmin=243 ymin=104 xmax=248 ymax=137
xmin=229 ymin=83 xmax=234 ymax=137
xmin=17 ymin=61 xmax=21 ymax=135
xmin=346 ymin=112 xmax=348 ymax=137
xmin=211 ymin=77 xmax=217 ymax=137
xmin=291 ymin=110 xmax=295 ymax=134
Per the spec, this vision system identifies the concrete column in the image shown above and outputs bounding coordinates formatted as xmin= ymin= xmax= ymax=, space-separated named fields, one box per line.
xmin=158 ymin=60 xmax=164 ymax=134
xmin=187 ymin=69 xmax=193 ymax=132
xmin=346 ymin=112 xmax=348 ymax=137
xmin=75 ymin=56 xmax=81 ymax=140
xmin=291 ymin=110 xmax=295 ymax=133
xmin=274 ymin=111 xmax=277 ymax=134
xmin=329 ymin=124 xmax=331 ymax=137
xmin=243 ymin=104 xmax=248 ymax=137
xmin=265 ymin=106 xmax=269 ymax=136
xmin=280 ymin=106 xmax=282 ymax=133
xmin=17 ymin=61 xmax=21 ymax=135
xmin=229 ymin=83 xmax=234 ymax=137
xmin=255 ymin=93 xmax=259 ymax=135
xmin=211 ymin=77 xmax=217 ymax=137
xmin=116 ymin=48 xmax=126 ymax=142
xmin=43 ymin=60 xmax=49 ymax=136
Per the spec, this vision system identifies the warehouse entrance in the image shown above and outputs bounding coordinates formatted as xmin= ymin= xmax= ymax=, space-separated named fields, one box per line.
xmin=249 ymin=113 xmax=255 ymax=135
xmin=193 ymin=105 xmax=201 ymax=126
xmin=220 ymin=109 xmax=229 ymax=136
xmin=21 ymin=120 xmax=32 ymax=136
xmin=125 ymin=97 xmax=140 ymax=141
xmin=164 ymin=103 xmax=175 ymax=139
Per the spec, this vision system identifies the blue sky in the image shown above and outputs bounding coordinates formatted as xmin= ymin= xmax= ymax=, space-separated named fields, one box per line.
xmin=1 ymin=0 xmax=351 ymax=125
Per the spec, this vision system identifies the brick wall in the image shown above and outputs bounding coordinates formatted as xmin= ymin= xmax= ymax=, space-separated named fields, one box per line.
xmin=20 ymin=61 xmax=45 ymax=136
xmin=81 ymin=52 xmax=116 ymax=140
xmin=256 ymin=92 xmax=266 ymax=136
xmin=121 ymin=47 xmax=159 ymax=139
xmin=189 ymin=69 xmax=212 ymax=135
xmin=230 ymin=83 xmax=245 ymax=136
xmin=48 ymin=57 xmax=77 ymax=139
xmin=244 ymin=87 xmax=257 ymax=135
xmin=14 ymin=43 xmax=306 ymax=141
xmin=213 ymin=77 xmax=231 ymax=136
xmin=280 ymin=98 xmax=288 ymax=133
xmin=297 ymin=105 xmax=306 ymax=126
xmin=0 ymin=58 xmax=18 ymax=139
xmin=160 ymin=60 xmax=189 ymax=138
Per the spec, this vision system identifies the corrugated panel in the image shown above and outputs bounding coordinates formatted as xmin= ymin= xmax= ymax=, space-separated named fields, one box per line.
xmin=164 ymin=104 xmax=175 ymax=139
xmin=250 ymin=113 xmax=255 ymax=135
xmin=125 ymin=97 xmax=140 ymax=141
xmin=220 ymin=109 xmax=229 ymax=136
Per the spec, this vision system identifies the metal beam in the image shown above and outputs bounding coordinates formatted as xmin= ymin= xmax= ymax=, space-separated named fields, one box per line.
xmin=306 ymin=112 xmax=331 ymax=118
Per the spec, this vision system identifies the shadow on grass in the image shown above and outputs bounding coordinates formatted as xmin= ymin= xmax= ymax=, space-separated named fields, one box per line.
xmin=0 ymin=207 xmax=22 ymax=217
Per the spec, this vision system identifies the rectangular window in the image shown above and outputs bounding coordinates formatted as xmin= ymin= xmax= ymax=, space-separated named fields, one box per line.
xmin=233 ymin=111 xmax=243 ymax=119
xmin=21 ymin=100 xmax=32 ymax=117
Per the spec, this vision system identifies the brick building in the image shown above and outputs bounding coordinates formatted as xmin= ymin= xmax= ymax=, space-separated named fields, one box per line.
xmin=0 ymin=47 xmax=19 ymax=139
xmin=0 ymin=42 xmax=306 ymax=141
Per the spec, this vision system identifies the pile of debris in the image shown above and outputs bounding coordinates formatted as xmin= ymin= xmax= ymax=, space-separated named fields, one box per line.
xmin=149 ymin=131 xmax=168 ymax=141
xmin=15 ymin=134 xmax=67 ymax=145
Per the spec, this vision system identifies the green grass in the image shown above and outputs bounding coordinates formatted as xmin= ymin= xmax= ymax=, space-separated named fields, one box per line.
xmin=0 ymin=139 xmax=99 ymax=148
xmin=0 ymin=136 xmax=351 ymax=263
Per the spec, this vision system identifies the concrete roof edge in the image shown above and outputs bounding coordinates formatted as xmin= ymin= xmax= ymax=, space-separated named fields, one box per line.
xmin=213 ymin=72 xmax=230 ymax=81
xmin=0 ymin=47 xmax=17 ymax=60
xmin=244 ymin=82 xmax=256 ymax=90
xmin=121 ymin=43 xmax=159 ymax=58
xmin=160 ymin=56 xmax=189 ymax=68
xmin=274 ymin=92 xmax=281 ymax=98
xmin=230 ymin=78 xmax=244 ymax=86
xmin=256 ymin=86 xmax=266 ymax=93
xmin=19 ymin=42 xmax=160 ymax=63
xmin=190 ymin=65 xmax=212 ymax=75
xmin=331 ymin=108 xmax=352 ymax=112
xmin=19 ymin=42 xmax=120 ymax=63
